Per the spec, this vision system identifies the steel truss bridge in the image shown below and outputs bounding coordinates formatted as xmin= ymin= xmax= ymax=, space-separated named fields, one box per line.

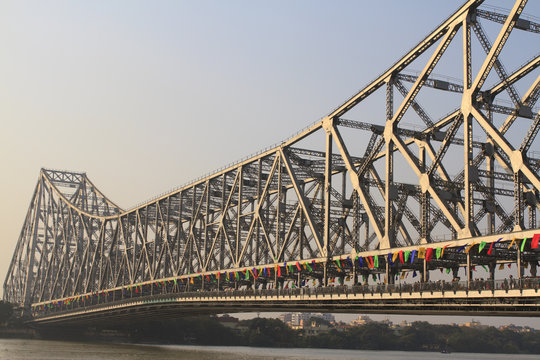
xmin=4 ymin=0 xmax=540 ymax=325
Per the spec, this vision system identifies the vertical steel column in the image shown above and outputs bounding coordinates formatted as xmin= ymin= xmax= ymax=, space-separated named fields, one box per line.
xmin=517 ymin=244 xmax=523 ymax=280
xmin=236 ymin=166 xmax=243 ymax=265
xmin=419 ymin=145 xmax=429 ymax=242
xmin=423 ymin=258 xmax=429 ymax=283
xmin=256 ymin=159 xmax=261 ymax=265
xmin=466 ymin=252 xmax=472 ymax=289
xmin=23 ymin=180 xmax=43 ymax=306
xmin=323 ymin=120 xmax=333 ymax=286
xmin=276 ymin=157 xmax=282 ymax=258
xmin=514 ymin=173 xmax=524 ymax=231
xmin=384 ymin=78 xmax=394 ymax=249
xmin=463 ymin=10 xmax=474 ymax=238
xmin=219 ymin=174 xmax=226 ymax=269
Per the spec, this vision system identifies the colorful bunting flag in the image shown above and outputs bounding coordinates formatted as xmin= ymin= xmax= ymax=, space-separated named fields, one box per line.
xmin=399 ymin=251 xmax=404 ymax=264
xmin=404 ymin=250 xmax=411 ymax=262
xmin=479 ymin=241 xmax=487 ymax=253
xmin=436 ymin=247 xmax=442 ymax=259
xmin=521 ymin=238 xmax=527 ymax=252
xmin=374 ymin=255 xmax=379 ymax=268
xmin=418 ymin=247 xmax=426 ymax=259
xmin=481 ymin=265 xmax=488 ymax=272
xmin=531 ymin=234 xmax=540 ymax=249
xmin=411 ymin=250 xmax=416 ymax=263
xmin=441 ymin=245 xmax=449 ymax=258
xmin=487 ymin=242 xmax=495 ymax=255
xmin=508 ymin=238 xmax=516 ymax=249
xmin=425 ymin=248 xmax=433 ymax=262
xmin=465 ymin=242 xmax=476 ymax=253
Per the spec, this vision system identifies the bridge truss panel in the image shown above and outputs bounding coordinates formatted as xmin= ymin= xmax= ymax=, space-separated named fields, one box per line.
xmin=3 ymin=0 xmax=540 ymax=308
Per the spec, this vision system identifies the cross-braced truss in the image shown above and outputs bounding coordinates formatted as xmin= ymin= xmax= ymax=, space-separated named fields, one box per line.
xmin=3 ymin=0 xmax=540 ymax=307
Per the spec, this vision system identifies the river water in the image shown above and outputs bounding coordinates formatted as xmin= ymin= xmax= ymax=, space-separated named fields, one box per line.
xmin=1 ymin=339 xmax=538 ymax=360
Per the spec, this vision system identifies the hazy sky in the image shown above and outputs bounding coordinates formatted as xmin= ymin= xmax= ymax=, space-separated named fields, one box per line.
xmin=1 ymin=0 xmax=539 ymax=328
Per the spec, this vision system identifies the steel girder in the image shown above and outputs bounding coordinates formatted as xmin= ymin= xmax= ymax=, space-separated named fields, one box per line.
xmin=3 ymin=0 xmax=540 ymax=307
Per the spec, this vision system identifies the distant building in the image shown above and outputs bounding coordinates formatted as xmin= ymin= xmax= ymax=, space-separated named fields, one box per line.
xmin=285 ymin=312 xmax=335 ymax=328
xmin=279 ymin=313 xmax=292 ymax=324
xmin=333 ymin=321 xmax=352 ymax=332
xmin=498 ymin=324 xmax=534 ymax=333
xmin=460 ymin=320 xmax=487 ymax=329
xmin=351 ymin=315 xmax=372 ymax=326
xmin=304 ymin=318 xmax=330 ymax=336
xmin=313 ymin=313 xmax=335 ymax=323
xmin=291 ymin=312 xmax=312 ymax=326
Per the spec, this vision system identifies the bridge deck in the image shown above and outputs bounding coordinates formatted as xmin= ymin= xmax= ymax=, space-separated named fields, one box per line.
xmin=31 ymin=278 xmax=540 ymax=325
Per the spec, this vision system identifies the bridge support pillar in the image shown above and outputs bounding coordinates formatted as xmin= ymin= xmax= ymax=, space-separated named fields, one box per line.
xmin=386 ymin=261 xmax=395 ymax=284
xmin=422 ymin=259 xmax=429 ymax=283
xmin=452 ymin=267 xmax=459 ymax=280
xmin=323 ymin=261 xmax=328 ymax=287
xmin=466 ymin=252 xmax=473 ymax=289
xmin=489 ymin=262 xmax=496 ymax=289
xmin=517 ymin=247 xmax=523 ymax=280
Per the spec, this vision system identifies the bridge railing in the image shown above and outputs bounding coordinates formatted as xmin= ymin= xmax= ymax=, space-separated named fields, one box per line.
xmin=31 ymin=277 xmax=540 ymax=319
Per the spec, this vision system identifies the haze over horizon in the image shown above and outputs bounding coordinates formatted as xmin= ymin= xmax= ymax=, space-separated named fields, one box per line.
xmin=1 ymin=0 xmax=539 ymax=329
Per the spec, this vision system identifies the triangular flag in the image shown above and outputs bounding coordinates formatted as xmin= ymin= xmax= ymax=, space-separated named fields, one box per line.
xmin=465 ymin=242 xmax=476 ymax=253
xmin=508 ymin=238 xmax=516 ymax=249
xmin=521 ymin=238 xmax=527 ymax=252
xmin=410 ymin=250 xmax=416 ymax=263
xmin=531 ymin=234 xmax=540 ymax=249
xmin=481 ymin=265 xmax=488 ymax=272
xmin=374 ymin=255 xmax=379 ymax=268
xmin=436 ymin=247 xmax=442 ymax=259
xmin=425 ymin=248 xmax=433 ymax=262
xmin=487 ymin=242 xmax=495 ymax=255
xmin=479 ymin=241 xmax=487 ymax=253
xmin=404 ymin=250 xmax=411 ymax=262
xmin=441 ymin=245 xmax=449 ymax=258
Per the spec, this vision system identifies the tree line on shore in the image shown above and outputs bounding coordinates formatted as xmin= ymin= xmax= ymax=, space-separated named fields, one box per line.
xmin=1 ymin=300 xmax=539 ymax=354
xmin=108 ymin=316 xmax=540 ymax=354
